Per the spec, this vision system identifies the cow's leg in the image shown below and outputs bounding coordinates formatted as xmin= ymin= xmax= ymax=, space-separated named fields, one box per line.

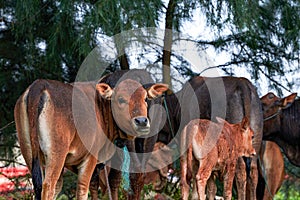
xmin=108 ymin=168 xmax=122 ymax=200
xmin=206 ymin=174 xmax=217 ymax=200
xmin=246 ymin=157 xmax=258 ymax=200
xmin=41 ymin=155 xmax=66 ymax=200
xmin=76 ymin=156 xmax=97 ymax=200
xmin=235 ymin=157 xmax=247 ymax=200
xmin=223 ymin=167 xmax=235 ymax=200
xmin=54 ymin=171 xmax=64 ymax=199
xmin=128 ymin=173 xmax=144 ymax=200
xmin=89 ymin=166 xmax=100 ymax=200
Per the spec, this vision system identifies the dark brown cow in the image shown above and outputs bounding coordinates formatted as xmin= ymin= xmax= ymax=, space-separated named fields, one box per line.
xmin=180 ymin=117 xmax=256 ymax=200
xmin=257 ymin=141 xmax=285 ymax=200
xmin=158 ymin=76 xmax=263 ymax=200
xmin=260 ymin=92 xmax=299 ymax=166
xmin=14 ymin=76 xmax=168 ymax=199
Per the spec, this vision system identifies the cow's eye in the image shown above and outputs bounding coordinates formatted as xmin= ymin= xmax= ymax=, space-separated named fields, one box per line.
xmin=118 ymin=97 xmax=127 ymax=104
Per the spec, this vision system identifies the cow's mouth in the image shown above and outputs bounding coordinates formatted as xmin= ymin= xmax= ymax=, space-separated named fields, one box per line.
xmin=131 ymin=116 xmax=150 ymax=136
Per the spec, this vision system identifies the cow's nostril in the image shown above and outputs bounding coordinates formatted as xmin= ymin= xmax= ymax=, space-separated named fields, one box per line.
xmin=134 ymin=117 xmax=148 ymax=127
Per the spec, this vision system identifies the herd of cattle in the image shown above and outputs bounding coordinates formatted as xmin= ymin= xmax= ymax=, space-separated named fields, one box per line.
xmin=13 ymin=69 xmax=299 ymax=200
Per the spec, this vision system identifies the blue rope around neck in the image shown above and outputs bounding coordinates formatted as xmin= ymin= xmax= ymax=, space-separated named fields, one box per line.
xmin=121 ymin=145 xmax=130 ymax=191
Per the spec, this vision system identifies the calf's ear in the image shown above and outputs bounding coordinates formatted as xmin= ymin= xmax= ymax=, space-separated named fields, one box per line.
xmin=241 ymin=117 xmax=250 ymax=130
xmin=96 ymin=83 xmax=113 ymax=99
xmin=280 ymin=93 xmax=297 ymax=109
xmin=147 ymin=83 xmax=169 ymax=99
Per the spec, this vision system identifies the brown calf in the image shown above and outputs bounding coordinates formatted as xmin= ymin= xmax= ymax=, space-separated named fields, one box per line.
xmin=14 ymin=78 xmax=168 ymax=200
xmin=180 ymin=117 xmax=256 ymax=200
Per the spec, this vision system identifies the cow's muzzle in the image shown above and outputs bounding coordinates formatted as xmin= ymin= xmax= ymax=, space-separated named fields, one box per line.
xmin=132 ymin=116 xmax=150 ymax=136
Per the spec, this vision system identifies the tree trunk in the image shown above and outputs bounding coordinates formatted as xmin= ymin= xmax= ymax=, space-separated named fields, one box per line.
xmin=162 ymin=0 xmax=175 ymax=88
xmin=119 ymin=53 xmax=130 ymax=70
xmin=113 ymin=34 xmax=130 ymax=70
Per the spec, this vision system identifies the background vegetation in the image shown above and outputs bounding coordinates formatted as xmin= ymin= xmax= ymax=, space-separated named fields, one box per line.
xmin=0 ymin=0 xmax=299 ymax=199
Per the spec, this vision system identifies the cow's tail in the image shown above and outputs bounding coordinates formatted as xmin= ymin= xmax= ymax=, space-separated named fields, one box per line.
xmin=32 ymin=158 xmax=43 ymax=200
xmin=239 ymin=79 xmax=254 ymax=177
xmin=27 ymin=80 xmax=48 ymax=200
xmin=186 ymin=133 xmax=194 ymax=181
xmin=180 ymin=125 xmax=188 ymax=183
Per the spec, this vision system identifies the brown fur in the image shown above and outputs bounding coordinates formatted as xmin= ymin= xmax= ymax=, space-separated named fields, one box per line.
xmin=257 ymin=141 xmax=285 ymax=200
xmin=14 ymin=78 xmax=168 ymax=200
xmin=180 ymin=117 xmax=256 ymax=200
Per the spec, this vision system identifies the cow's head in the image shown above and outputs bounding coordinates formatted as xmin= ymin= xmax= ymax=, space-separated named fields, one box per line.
xmin=261 ymin=92 xmax=297 ymax=138
xmin=96 ymin=79 xmax=168 ymax=137
xmin=217 ymin=117 xmax=256 ymax=157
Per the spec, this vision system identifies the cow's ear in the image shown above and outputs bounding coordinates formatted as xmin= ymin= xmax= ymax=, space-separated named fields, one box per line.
xmin=267 ymin=92 xmax=276 ymax=99
xmin=147 ymin=83 xmax=169 ymax=99
xmin=96 ymin=83 xmax=113 ymax=99
xmin=241 ymin=117 xmax=250 ymax=130
xmin=280 ymin=93 xmax=297 ymax=109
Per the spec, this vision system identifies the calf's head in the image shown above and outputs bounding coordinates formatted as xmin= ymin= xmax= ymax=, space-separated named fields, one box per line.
xmin=238 ymin=117 xmax=256 ymax=157
xmin=97 ymin=79 xmax=168 ymax=137
xmin=217 ymin=117 xmax=256 ymax=157
xmin=261 ymin=92 xmax=297 ymax=138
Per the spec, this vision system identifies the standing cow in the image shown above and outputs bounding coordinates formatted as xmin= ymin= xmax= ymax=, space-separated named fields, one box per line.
xmin=260 ymin=92 xmax=299 ymax=166
xmin=180 ymin=117 xmax=256 ymax=200
xmin=14 ymin=71 xmax=168 ymax=200
xmin=88 ymin=69 xmax=169 ymax=200
xmin=158 ymin=76 xmax=263 ymax=200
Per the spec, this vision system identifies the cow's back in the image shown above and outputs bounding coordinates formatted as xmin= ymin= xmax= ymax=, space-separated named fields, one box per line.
xmin=15 ymin=79 xmax=112 ymax=166
xmin=14 ymin=79 xmax=74 ymax=165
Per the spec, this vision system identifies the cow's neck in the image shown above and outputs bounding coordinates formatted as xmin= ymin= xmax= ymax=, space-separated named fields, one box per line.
xmin=164 ymin=93 xmax=180 ymax=135
xmin=274 ymin=138 xmax=300 ymax=166
xmin=276 ymin=105 xmax=300 ymax=166
xmin=95 ymin=95 xmax=117 ymax=142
